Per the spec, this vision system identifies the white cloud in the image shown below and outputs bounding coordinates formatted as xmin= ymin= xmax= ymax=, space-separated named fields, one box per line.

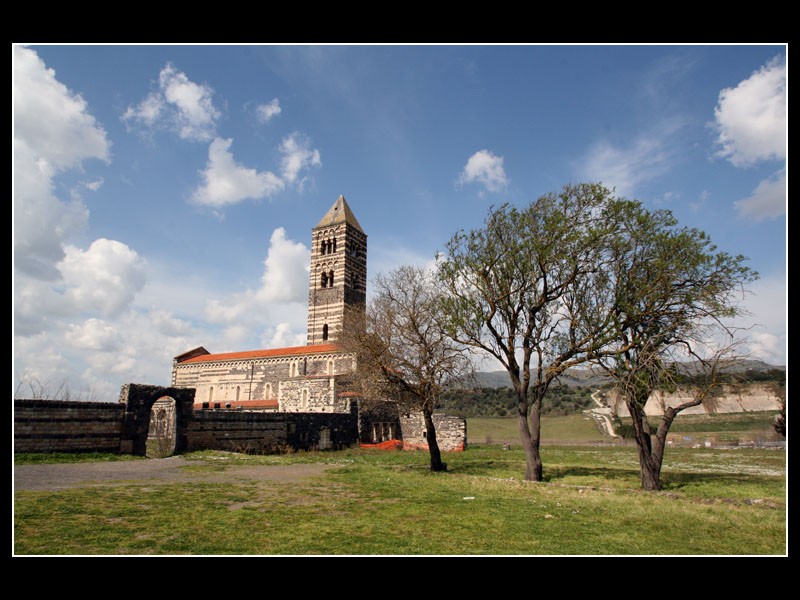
xmin=266 ymin=322 xmax=306 ymax=348
xmin=734 ymin=169 xmax=786 ymax=221
xmin=13 ymin=46 xmax=109 ymax=280
xmin=581 ymin=136 xmax=671 ymax=198
xmin=280 ymin=132 xmax=322 ymax=184
xmin=59 ymin=239 xmax=147 ymax=317
xmin=259 ymin=227 xmax=312 ymax=303
xmin=713 ymin=56 xmax=786 ymax=167
xmin=123 ymin=62 xmax=220 ymax=142
xmin=204 ymin=228 xmax=310 ymax=348
xmin=193 ymin=134 xmax=322 ymax=207
xmin=13 ymin=46 xmax=110 ymax=171
xmin=731 ymin=272 xmax=786 ymax=365
xmin=65 ymin=318 xmax=122 ymax=352
xmin=84 ymin=178 xmax=104 ymax=192
xmin=458 ymin=150 xmax=509 ymax=194
xmin=256 ymin=98 xmax=282 ymax=123
xmin=192 ymin=137 xmax=285 ymax=206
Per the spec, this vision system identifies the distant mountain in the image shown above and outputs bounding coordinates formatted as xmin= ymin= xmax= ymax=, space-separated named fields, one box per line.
xmin=472 ymin=360 xmax=785 ymax=390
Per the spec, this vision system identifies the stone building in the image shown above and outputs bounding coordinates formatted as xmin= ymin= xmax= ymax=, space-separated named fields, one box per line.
xmin=172 ymin=195 xmax=365 ymax=415
xmin=170 ymin=194 xmax=467 ymax=451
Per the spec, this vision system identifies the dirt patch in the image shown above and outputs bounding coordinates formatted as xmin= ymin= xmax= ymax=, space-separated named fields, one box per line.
xmin=14 ymin=457 xmax=335 ymax=491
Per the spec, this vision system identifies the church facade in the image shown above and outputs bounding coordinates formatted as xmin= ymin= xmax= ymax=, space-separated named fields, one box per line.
xmin=171 ymin=195 xmax=467 ymax=451
xmin=171 ymin=195 xmax=365 ymax=415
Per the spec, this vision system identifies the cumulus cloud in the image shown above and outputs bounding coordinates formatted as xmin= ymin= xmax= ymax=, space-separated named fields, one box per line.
xmin=13 ymin=46 xmax=110 ymax=171
xmin=13 ymin=46 xmax=109 ymax=280
xmin=192 ymin=137 xmax=285 ymax=206
xmin=734 ymin=168 xmax=786 ymax=221
xmin=266 ymin=322 xmax=306 ymax=348
xmin=193 ymin=134 xmax=322 ymax=207
xmin=204 ymin=228 xmax=310 ymax=349
xmin=259 ymin=228 xmax=312 ymax=303
xmin=123 ymin=62 xmax=220 ymax=142
xmin=713 ymin=56 xmax=786 ymax=167
xmin=65 ymin=318 xmax=122 ymax=352
xmin=279 ymin=132 xmax=322 ymax=184
xmin=256 ymin=98 xmax=282 ymax=123
xmin=206 ymin=228 xmax=310 ymax=323
xmin=59 ymin=239 xmax=147 ymax=317
xmin=458 ymin=150 xmax=509 ymax=194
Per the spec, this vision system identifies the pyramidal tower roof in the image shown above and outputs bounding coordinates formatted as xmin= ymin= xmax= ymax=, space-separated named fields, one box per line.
xmin=314 ymin=195 xmax=363 ymax=233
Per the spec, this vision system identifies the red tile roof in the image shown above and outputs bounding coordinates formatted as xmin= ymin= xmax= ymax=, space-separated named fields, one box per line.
xmin=177 ymin=343 xmax=342 ymax=364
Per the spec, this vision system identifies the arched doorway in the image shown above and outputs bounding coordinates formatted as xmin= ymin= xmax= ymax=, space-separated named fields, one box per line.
xmin=146 ymin=396 xmax=177 ymax=458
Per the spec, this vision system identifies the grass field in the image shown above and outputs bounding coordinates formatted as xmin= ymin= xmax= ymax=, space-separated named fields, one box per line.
xmin=468 ymin=412 xmax=782 ymax=446
xmin=14 ymin=441 xmax=786 ymax=556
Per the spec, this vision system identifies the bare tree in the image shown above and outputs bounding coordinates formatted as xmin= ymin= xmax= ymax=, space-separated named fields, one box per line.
xmin=436 ymin=183 xmax=622 ymax=481
xmin=14 ymin=375 xmax=99 ymax=402
xmin=342 ymin=265 xmax=473 ymax=471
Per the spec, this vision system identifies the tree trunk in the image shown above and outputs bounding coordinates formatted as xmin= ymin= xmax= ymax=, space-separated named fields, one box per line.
xmin=423 ymin=408 xmax=446 ymax=472
xmin=517 ymin=396 xmax=543 ymax=482
xmin=628 ymin=400 xmax=661 ymax=491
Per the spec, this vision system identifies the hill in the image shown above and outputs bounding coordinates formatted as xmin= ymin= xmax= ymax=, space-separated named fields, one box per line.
xmin=472 ymin=360 xmax=785 ymax=390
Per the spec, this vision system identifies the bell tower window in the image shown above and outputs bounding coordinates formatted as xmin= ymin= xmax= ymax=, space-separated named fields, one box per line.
xmin=322 ymin=324 xmax=329 ymax=341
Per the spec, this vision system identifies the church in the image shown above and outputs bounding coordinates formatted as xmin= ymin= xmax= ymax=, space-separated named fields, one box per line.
xmin=170 ymin=195 xmax=466 ymax=451
xmin=171 ymin=195 xmax=367 ymax=415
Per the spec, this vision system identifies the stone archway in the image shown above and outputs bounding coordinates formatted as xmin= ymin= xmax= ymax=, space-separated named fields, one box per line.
xmin=147 ymin=396 xmax=177 ymax=458
xmin=119 ymin=383 xmax=195 ymax=457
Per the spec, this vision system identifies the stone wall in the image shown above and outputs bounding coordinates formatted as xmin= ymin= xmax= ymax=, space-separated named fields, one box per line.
xmin=186 ymin=404 xmax=360 ymax=453
xmin=609 ymin=383 xmax=783 ymax=417
xmin=14 ymin=399 xmax=125 ymax=453
xmin=398 ymin=413 xmax=467 ymax=452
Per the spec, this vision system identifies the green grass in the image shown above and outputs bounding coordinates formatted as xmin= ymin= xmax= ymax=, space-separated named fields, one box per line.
xmin=14 ymin=452 xmax=145 ymax=465
xmin=469 ymin=414 xmax=608 ymax=445
xmin=14 ymin=445 xmax=785 ymax=556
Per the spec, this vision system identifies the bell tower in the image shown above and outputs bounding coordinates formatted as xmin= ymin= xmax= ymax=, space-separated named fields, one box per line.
xmin=307 ymin=195 xmax=367 ymax=345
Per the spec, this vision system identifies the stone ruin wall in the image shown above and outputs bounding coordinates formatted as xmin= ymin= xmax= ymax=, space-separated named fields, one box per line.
xmin=608 ymin=383 xmax=783 ymax=417
xmin=14 ymin=399 xmax=125 ymax=454
xmin=398 ymin=413 xmax=467 ymax=452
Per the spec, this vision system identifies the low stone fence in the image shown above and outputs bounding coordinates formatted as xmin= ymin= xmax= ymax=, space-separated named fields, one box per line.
xmin=14 ymin=399 xmax=125 ymax=453
xmin=187 ymin=406 xmax=359 ymax=453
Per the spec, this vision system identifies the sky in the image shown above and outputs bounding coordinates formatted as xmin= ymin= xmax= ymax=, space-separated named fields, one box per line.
xmin=12 ymin=44 xmax=787 ymax=401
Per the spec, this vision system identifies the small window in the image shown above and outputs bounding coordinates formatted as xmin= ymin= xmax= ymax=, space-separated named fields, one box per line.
xmin=322 ymin=324 xmax=329 ymax=341
xmin=329 ymin=270 xmax=334 ymax=286
xmin=321 ymin=272 xmax=328 ymax=288
xmin=332 ymin=238 xmax=337 ymax=253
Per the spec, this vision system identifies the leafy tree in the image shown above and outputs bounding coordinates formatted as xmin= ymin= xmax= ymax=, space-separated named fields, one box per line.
xmin=342 ymin=265 xmax=473 ymax=471
xmin=436 ymin=183 xmax=620 ymax=481
xmin=590 ymin=200 xmax=757 ymax=490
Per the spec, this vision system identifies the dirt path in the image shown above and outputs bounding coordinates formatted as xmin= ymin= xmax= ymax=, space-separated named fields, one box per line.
xmin=14 ymin=457 xmax=335 ymax=491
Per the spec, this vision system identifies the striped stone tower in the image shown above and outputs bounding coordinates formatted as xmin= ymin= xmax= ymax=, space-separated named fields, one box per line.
xmin=307 ymin=195 xmax=367 ymax=345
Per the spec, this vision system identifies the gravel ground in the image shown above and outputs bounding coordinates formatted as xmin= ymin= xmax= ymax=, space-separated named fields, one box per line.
xmin=14 ymin=457 xmax=334 ymax=491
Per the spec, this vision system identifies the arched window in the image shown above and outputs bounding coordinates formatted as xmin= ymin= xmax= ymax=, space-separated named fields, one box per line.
xmin=322 ymin=324 xmax=329 ymax=341
xmin=321 ymin=272 xmax=328 ymax=288
xmin=235 ymin=386 xmax=240 ymax=402
xmin=329 ymin=270 xmax=334 ymax=286
xmin=208 ymin=387 xmax=214 ymax=402
xmin=319 ymin=240 xmax=325 ymax=254
xmin=301 ymin=389 xmax=309 ymax=410
xmin=332 ymin=238 xmax=337 ymax=253
xmin=266 ymin=383 xmax=272 ymax=399
xmin=327 ymin=359 xmax=334 ymax=375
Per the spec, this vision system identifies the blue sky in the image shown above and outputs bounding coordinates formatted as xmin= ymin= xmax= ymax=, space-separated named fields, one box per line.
xmin=13 ymin=44 xmax=787 ymax=400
